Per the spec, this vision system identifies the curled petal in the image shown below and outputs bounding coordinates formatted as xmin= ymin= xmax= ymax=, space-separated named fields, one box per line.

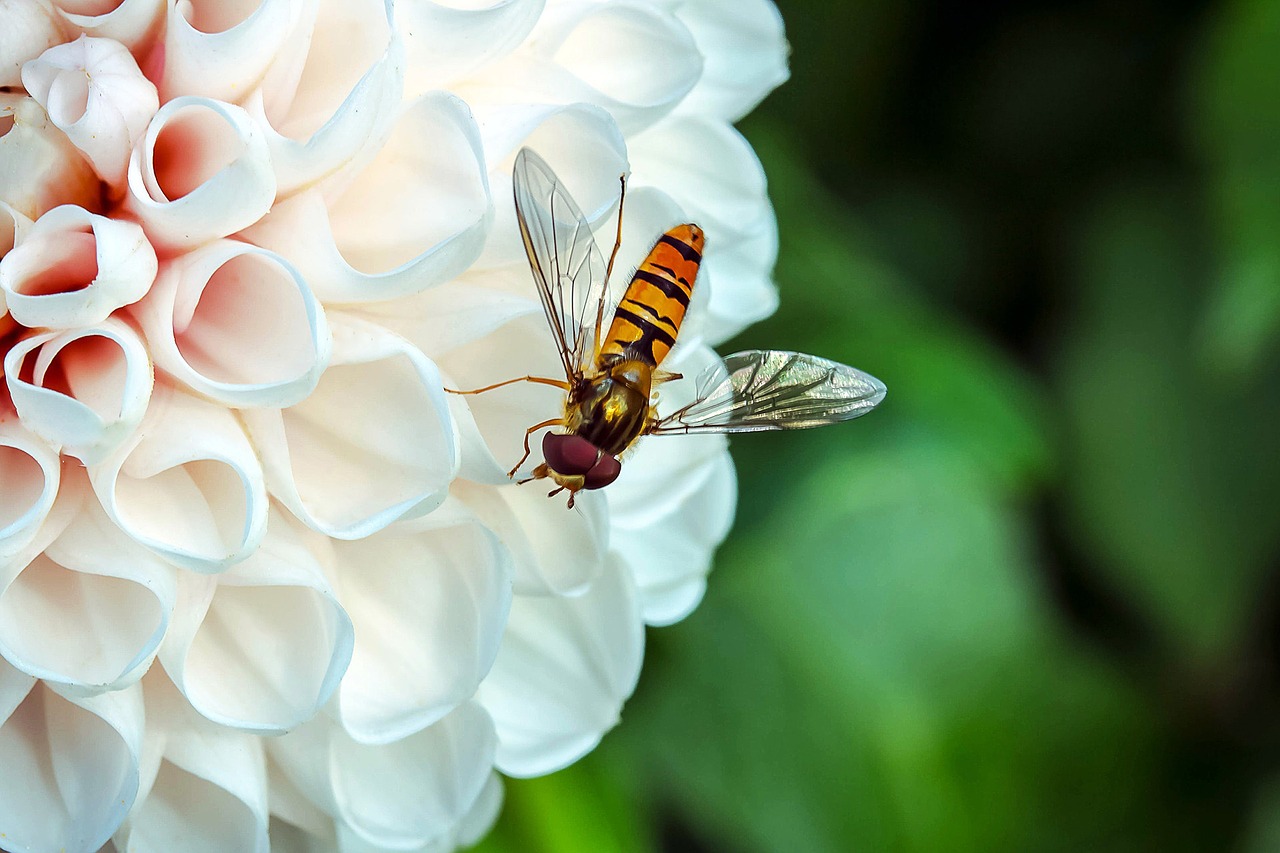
xmin=669 ymin=0 xmax=789 ymax=122
xmin=91 ymin=382 xmax=269 ymax=573
xmin=0 ymin=0 xmax=66 ymax=88
xmin=243 ymin=91 xmax=490 ymax=302
xmin=122 ymin=673 xmax=269 ymax=853
xmin=51 ymin=0 xmax=168 ymax=53
xmin=240 ymin=315 xmax=458 ymax=540
xmin=270 ymin=703 xmax=497 ymax=850
xmin=0 ymin=480 xmax=175 ymax=694
xmin=0 ymin=660 xmax=144 ymax=853
xmin=399 ymin=0 xmax=543 ymax=97
xmin=0 ymin=199 xmax=34 ymax=259
xmin=161 ymin=506 xmax=353 ymax=735
xmin=22 ymin=36 xmax=160 ymax=187
xmin=0 ymin=204 xmax=156 ymax=329
xmin=126 ymin=96 xmax=276 ymax=251
xmin=160 ymin=0 xmax=306 ymax=102
xmin=475 ymin=556 xmax=643 ymax=778
xmin=331 ymin=498 xmax=511 ymax=744
xmin=0 ymin=418 xmax=61 ymax=560
xmin=249 ymin=0 xmax=403 ymax=196
xmin=0 ymin=97 xmax=100 ymax=219
xmin=5 ymin=318 xmax=153 ymax=463
xmin=134 ymin=240 xmax=330 ymax=407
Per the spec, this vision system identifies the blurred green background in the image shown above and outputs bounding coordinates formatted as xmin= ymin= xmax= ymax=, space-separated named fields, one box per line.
xmin=480 ymin=1 xmax=1280 ymax=850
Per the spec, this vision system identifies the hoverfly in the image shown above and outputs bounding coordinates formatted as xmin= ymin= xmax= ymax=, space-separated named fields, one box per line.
xmin=451 ymin=147 xmax=886 ymax=507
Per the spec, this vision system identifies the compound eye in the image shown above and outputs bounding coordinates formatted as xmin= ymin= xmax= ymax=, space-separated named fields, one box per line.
xmin=583 ymin=453 xmax=621 ymax=490
xmin=542 ymin=432 xmax=599 ymax=475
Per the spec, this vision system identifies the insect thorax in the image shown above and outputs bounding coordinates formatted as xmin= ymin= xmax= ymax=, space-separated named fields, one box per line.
xmin=566 ymin=358 xmax=653 ymax=457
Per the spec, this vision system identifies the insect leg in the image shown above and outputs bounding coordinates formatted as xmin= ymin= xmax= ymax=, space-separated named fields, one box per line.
xmin=595 ymin=172 xmax=628 ymax=353
xmin=446 ymin=375 xmax=570 ymax=395
xmin=509 ymin=418 xmax=563 ymax=478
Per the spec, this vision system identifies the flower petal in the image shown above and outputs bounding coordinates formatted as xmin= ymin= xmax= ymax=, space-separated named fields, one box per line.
xmin=240 ymin=315 xmax=457 ymax=540
xmin=0 ymin=477 xmax=175 ymax=694
xmin=330 ymin=498 xmax=511 ymax=744
xmin=0 ymin=199 xmax=34 ymax=258
xmin=243 ymin=91 xmax=490 ymax=302
xmin=0 ymin=97 xmax=100 ymax=220
xmin=475 ymin=555 xmax=643 ymax=777
xmin=160 ymin=505 xmax=353 ymax=734
xmin=22 ymin=36 xmax=160 ymax=186
xmin=125 ymin=96 xmax=276 ymax=251
xmin=0 ymin=662 xmax=144 ymax=853
xmin=399 ymin=0 xmax=543 ymax=97
xmin=0 ymin=0 xmax=66 ymax=88
xmin=669 ymin=0 xmax=789 ymax=122
xmin=133 ymin=239 xmax=330 ymax=408
xmin=0 ymin=204 xmax=157 ymax=330
xmin=51 ymin=0 xmax=168 ymax=53
xmin=159 ymin=0 xmax=305 ymax=102
xmin=0 ymin=419 xmax=62 ymax=560
xmin=90 ymin=382 xmax=269 ymax=573
xmin=5 ymin=318 xmax=153 ymax=464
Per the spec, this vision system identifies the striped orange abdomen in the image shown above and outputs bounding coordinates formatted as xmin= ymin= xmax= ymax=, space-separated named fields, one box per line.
xmin=599 ymin=224 xmax=705 ymax=367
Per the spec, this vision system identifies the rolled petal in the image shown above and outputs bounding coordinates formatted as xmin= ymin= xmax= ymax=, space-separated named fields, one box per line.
xmin=0 ymin=418 xmax=62 ymax=560
xmin=399 ymin=0 xmax=543 ymax=97
xmin=330 ymin=498 xmax=511 ymax=744
xmin=240 ymin=315 xmax=457 ymax=540
xmin=22 ymin=36 xmax=160 ymax=187
xmin=90 ymin=382 xmax=269 ymax=573
xmin=51 ymin=0 xmax=168 ymax=53
xmin=159 ymin=0 xmax=306 ymax=103
xmin=0 ymin=661 xmax=144 ymax=853
xmin=242 ymin=91 xmax=490 ymax=302
xmin=125 ymin=96 xmax=276 ymax=251
xmin=669 ymin=0 xmax=789 ymax=122
xmin=0 ymin=198 xmax=34 ymax=259
xmin=133 ymin=239 xmax=329 ymax=407
xmin=0 ymin=0 xmax=66 ymax=88
xmin=475 ymin=555 xmax=643 ymax=778
xmin=5 ymin=318 xmax=153 ymax=463
xmin=121 ymin=672 xmax=270 ymax=853
xmin=0 ymin=204 xmax=156 ymax=329
xmin=270 ymin=702 xmax=497 ymax=850
xmin=0 ymin=97 xmax=100 ymax=220
xmin=0 ymin=479 xmax=175 ymax=694
xmin=160 ymin=505 xmax=353 ymax=734
xmin=248 ymin=0 xmax=403 ymax=196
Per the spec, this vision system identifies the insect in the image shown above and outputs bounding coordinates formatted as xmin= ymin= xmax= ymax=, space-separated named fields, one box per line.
xmin=451 ymin=147 xmax=886 ymax=507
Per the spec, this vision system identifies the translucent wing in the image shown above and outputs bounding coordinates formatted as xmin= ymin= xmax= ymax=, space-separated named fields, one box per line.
xmin=651 ymin=350 xmax=887 ymax=434
xmin=512 ymin=147 xmax=610 ymax=379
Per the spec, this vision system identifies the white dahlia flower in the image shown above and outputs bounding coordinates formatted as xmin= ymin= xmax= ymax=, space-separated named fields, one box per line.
xmin=0 ymin=0 xmax=788 ymax=850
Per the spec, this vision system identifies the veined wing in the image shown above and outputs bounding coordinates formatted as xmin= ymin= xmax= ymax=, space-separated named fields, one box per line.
xmin=650 ymin=350 xmax=887 ymax=434
xmin=512 ymin=147 xmax=610 ymax=380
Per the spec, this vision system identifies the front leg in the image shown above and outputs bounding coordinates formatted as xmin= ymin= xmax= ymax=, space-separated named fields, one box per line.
xmin=509 ymin=418 xmax=563 ymax=479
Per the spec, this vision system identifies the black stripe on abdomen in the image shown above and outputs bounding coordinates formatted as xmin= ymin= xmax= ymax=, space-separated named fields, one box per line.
xmin=659 ymin=233 xmax=702 ymax=263
xmin=631 ymin=269 xmax=691 ymax=305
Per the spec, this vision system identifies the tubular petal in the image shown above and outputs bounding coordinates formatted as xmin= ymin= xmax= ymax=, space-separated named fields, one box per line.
xmin=51 ymin=0 xmax=168 ymax=53
xmin=0 ymin=97 xmax=100 ymax=220
xmin=159 ymin=0 xmax=305 ymax=103
xmin=0 ymin=419 xmax=62 ymax=560
xmin=399 ymin=0 xmax=544 ymax=97
xmin=669 ymin=0 xmax=789 ymax=122
xmin=0 ymin=0 xmax=66 ymax=89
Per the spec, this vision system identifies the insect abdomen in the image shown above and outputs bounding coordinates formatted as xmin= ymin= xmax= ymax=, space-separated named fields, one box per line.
xmin=600 ymin=224 xmax=705 ymax=367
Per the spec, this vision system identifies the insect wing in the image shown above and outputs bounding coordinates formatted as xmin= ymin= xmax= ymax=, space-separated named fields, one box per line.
xmin=651 ymin=349 xmax=887 ymax=434
xmin=512 ymin=147 xmax=609 ymax=378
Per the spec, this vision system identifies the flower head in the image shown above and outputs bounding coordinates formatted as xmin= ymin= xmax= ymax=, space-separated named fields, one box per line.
xmin=0 ymin=0 xmax=788 ymax=850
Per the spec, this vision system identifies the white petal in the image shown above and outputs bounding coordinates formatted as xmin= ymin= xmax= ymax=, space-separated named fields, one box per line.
xmin=159 ymin=0 xmax=306 ymax=102
xmin=5 ymin=317 xmax=153 ymax=464
xmin=669 ymin=0 xmax=789 ymax=122
xmin=160 ymin=505 xmax=353 ymax=734
xmin=249 ymin=0 xmax=403 ymax=196
xmin=0 ymin=97 xmax=101 ymax=220
xmin=0 ymin=0 xmax=66 ymax=88
xmin=0 ymin=204 xmax=156 ymax=329
xmin=121 ymin=672 xmax=270 ymax=853
xmin=133 ymin=240 xmax=330 ymax=407
xmin=91 ymin=382 xmax=269 ymax=573
xmin=51 ymin=0 xmax=168 ymax=53
xmin=0 ymin=662 xmax=144 ymax=853
xmin=240 ymin=315 xmax=457 ymax=540
xmin=243 ymin=92 xmax=490 ymax=302
xmin=125 ymin=96 xmax=276 ymax=251
xmin=22 ymin=36 xmax=160 ymax=186
xmin=475 ymin=555 xmax=643 ymax=777
xmin=268 ymin=756 xmax=336 ymax=841
xmin=399 ymin=0 xmax=543 ymax=97
xmin=0 ymin=419 xmax=61 ymax=560
xmin=0 ymin=479 xmax=176 ymax=694
xmin=455 ymin=479 xmax=608 ymax=597
xmin=270 ymin=702 xmax=497 ymax=850
xmin=331 ymin=498 xmax=511 ymax=744
xmin=0 ymin=199 xmax=34 ymax=257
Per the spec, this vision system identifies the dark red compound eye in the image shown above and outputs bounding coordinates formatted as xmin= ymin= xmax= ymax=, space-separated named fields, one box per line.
xmin=542 ymin=432 xmax=599 ymax=475
xmin=583 ymin=453 xmax=621 ymax=490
